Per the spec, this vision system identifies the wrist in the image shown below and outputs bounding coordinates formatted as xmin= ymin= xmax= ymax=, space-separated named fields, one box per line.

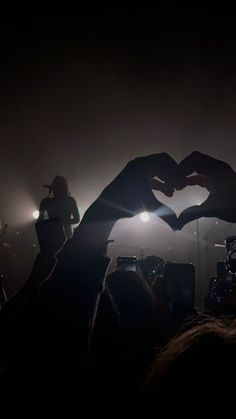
xmin=82 ymin=198 xmax=121 ymax=224
xmin=71 ymin=200 xmax=117 ymax=257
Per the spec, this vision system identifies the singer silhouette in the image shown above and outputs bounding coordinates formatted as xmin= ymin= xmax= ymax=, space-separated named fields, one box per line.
xmin=38 ymin=176 xmax=80 ymax=238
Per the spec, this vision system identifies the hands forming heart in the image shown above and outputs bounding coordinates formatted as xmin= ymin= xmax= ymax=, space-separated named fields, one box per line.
xmin=177 ymin=152 xmax=236 ymax=228
xmin=84 ymin=151 xmax=236 ymax=231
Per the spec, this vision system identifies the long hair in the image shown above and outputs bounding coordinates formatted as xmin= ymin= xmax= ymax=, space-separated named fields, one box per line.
xmin=51 ymin=176 xmax=70 ymax=198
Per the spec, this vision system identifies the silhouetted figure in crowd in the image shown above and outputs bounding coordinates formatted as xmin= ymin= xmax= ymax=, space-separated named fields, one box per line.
xmin=106 ymin=270 xmax=155 ymax=343
xmin=138 ymin=255 xmax=164 ymax=286
xmin=107 ymin=270 xmax=155 ymax=385
xmin=39 ymin=175 xmax=80 ymax=238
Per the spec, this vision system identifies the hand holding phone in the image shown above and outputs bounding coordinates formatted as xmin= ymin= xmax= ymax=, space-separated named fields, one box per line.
xmin=116 ymin=256 xmax=137 ymax=272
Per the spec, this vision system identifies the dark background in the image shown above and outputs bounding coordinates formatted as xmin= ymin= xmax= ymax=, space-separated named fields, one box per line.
xmin=1 ymin=6 xmax=236 ymax=298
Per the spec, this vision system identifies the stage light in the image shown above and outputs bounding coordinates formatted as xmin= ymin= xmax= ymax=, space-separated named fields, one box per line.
xmin=33 ymin=210 xmax=39 ymax=220
xmin=140 ymin=212 xmax=150 ymax=222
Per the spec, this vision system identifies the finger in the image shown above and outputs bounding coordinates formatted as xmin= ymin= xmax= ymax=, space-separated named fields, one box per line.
xmin=177 ymin=206 xmax=204 ymax=229
xmin=174 ymin=174 xmax=208 ymax=191
xmin=149 ymin=178 xmax=174 ymax=197
xmin=179 ymin=151 xmax=231 ymax=177
xmin=155 ymin=153 xmax=186 ymax=188
xmin=185 ymin=175 xmax=208 ymax=188
xmin=178 ymin=197 xmax=214 ymax=229
xmin=134 ymin=153 xmax=185 ymax=190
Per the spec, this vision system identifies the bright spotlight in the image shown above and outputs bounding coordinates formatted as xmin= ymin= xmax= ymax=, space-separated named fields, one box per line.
xmin=33 ymin=210 xmax=39 ymax=220
xmin=140 ymin=212 xmax=150 ymax=222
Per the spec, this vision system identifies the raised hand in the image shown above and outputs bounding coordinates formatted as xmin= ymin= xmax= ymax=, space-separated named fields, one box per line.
xmin=83 ymin=153 xmax=185 ymax=231
xmin=178 ymin=151 xmax=236 ymax=229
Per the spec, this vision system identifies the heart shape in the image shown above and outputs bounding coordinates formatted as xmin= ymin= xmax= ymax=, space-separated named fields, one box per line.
xmin=88 ymin=152 xmax=236 ymax=231
xmin=153 ymin=183 xmax=210 ymax=218
xmin=150 ymin=151 xmax=236 ymax=230
xmin=150 ymin=172 xmax=209 ymax=230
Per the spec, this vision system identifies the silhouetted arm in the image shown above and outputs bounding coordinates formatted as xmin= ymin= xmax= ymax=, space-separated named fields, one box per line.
xmin=69 ymin=197 xmax=80 ymax=224
xmin=39 ymin=153 xmax=185 ymax=369
xmin=38 ymin=198 xmax=47 ymax=221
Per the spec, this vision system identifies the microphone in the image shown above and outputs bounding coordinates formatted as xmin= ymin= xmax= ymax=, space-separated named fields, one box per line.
xmin=43 ymin=184 xmax=52 ymax=189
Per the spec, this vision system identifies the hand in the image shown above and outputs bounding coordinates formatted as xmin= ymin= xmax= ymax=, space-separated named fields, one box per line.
xmin=178 ymin=151 xmax=236 ymax=229
xmin=83 ymin=153 xmax=185 ymax=231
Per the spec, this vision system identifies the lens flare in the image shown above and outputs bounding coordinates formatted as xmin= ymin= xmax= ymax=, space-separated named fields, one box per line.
xmin=33 ymin=210 xmax=39 ymax=220
xmin=140 ymin=212 xmax=150 ymax=222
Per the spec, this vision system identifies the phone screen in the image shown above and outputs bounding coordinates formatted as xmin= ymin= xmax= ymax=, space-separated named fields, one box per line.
xmin=116 ymin=256 xmax=137 ymax=272
xmin=164 ymin=263 xmax=195 ymax=316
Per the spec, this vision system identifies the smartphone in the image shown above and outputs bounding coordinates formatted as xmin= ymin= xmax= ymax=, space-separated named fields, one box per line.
xmin=225 ymin=236 xmax=236 ymax=274
xmin=163 ymin=262 xmax=195 ymax=317
xmin=35 ymin=217 xmax=66 ymax=254
xmin=116 ymin=256 xmax=137 ymax=272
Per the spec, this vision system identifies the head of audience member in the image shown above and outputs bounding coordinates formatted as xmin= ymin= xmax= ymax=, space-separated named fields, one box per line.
xmin=106 ymin=269 xmax=155 ymax=341
xmin=145 ymin=317 xmax=236 ymax=406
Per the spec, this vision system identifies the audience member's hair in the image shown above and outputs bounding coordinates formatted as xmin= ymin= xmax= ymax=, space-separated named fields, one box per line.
xmin=145 ymin=317 xmax=236 ymax=400
xmin=51 ymin=176 xmax=69 ymax=197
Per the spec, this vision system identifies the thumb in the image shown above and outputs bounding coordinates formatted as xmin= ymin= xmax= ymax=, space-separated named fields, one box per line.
xmin=177 ymin=199 xmax=212 ymax=229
